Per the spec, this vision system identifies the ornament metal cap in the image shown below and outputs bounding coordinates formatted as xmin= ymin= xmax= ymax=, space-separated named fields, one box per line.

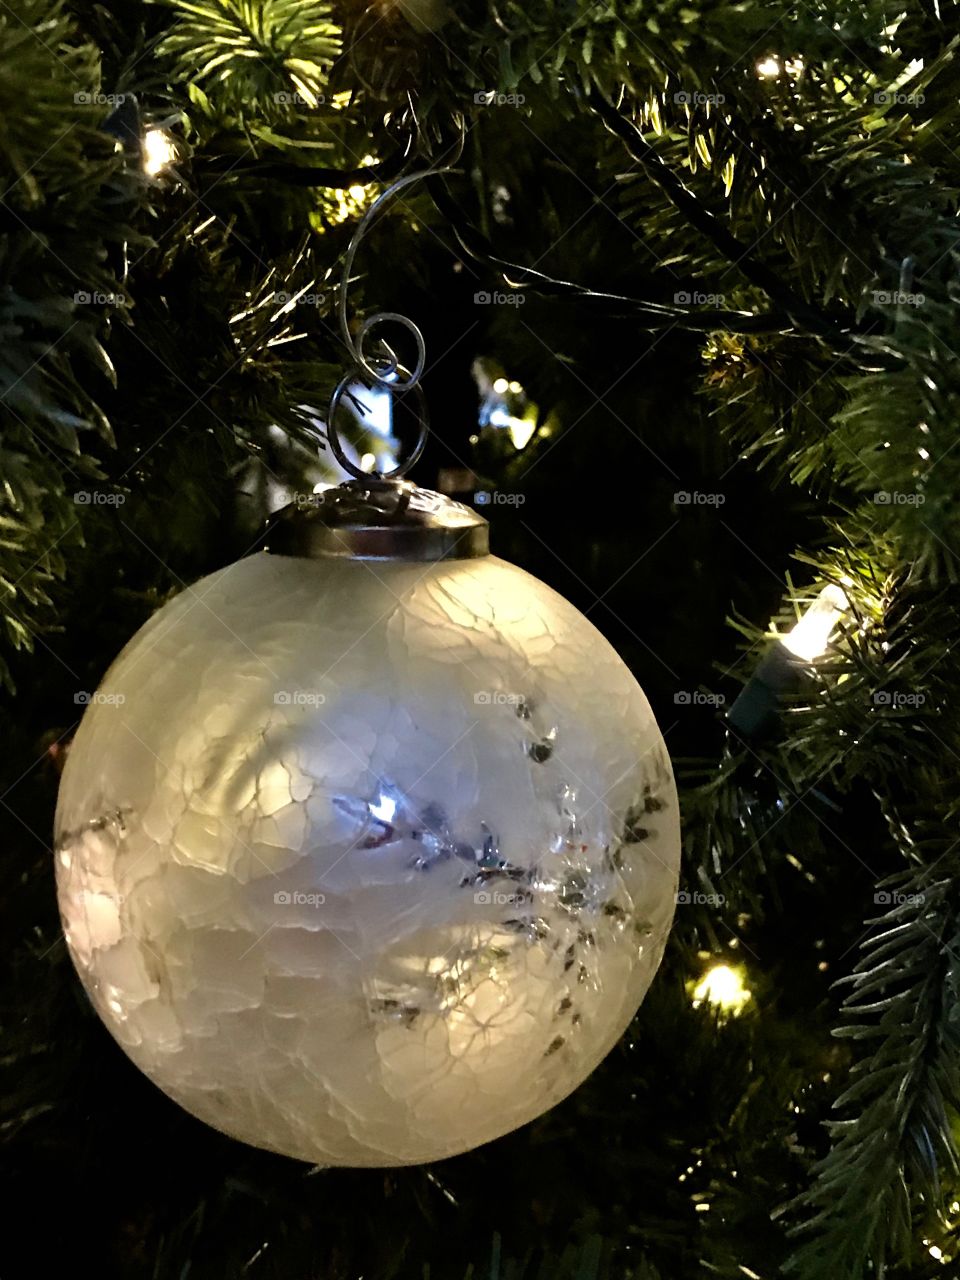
xmin=268 ymin=480 xmax=490 ymax=562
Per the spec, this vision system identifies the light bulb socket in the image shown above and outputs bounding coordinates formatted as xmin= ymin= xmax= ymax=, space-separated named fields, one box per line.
xmin=726 ymin=640 xmax=803 ymax=740
xmin=266 ymin=480 xmax=490 ymax=562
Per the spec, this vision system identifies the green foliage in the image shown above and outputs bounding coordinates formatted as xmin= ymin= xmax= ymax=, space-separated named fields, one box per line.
xmin=157 ymin=0 xmax=341 ymax=111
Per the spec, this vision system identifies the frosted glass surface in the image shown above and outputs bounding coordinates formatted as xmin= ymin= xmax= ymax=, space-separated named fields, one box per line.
xmin=55 ymin=552 xmax=680 ymax=1165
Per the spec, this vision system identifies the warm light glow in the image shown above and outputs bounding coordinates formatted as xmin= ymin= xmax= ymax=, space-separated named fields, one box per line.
xmin=692 ymin=963 xmax=752 ymax=1015
xmin=756 ymin=55 xmax=781 ymax=78
xmin=143 ymin=127 xmax=177 ymax=177
xmin=359 ymin=452 xmax=377 ymax=473
xmin=508 ymin=415 xmax=536 ymax=450
xmin=508 ymin=380 xmax=523 ymax=393
xmin=782 ymin=584 xmax=850 ymax=662
xmin=493 ymin=377 xmax=509 ymax=394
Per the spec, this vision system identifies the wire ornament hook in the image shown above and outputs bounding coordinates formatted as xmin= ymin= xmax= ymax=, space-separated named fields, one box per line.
xmin=326 ymin=124 xmax=465 ymax=485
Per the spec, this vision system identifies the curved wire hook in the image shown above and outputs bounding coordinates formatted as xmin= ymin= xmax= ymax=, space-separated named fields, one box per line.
xmin=336 ymin=118 xmax=466 ymax=391
xmin=326 ymin=118 xmax=465 ymax=485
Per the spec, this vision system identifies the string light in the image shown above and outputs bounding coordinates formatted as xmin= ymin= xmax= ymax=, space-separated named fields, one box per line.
xmin=727 ymin=580 xmax=852 ymax=738
xmin=691 ymin=963 xmax=752 ymax=1016
xmin=756 ymin=55 xmax=804 ymax=79
xmin=781 ymin=583 xmax=850 ymax=662
xmin=142 ymin=126 xmax=177 ymax=177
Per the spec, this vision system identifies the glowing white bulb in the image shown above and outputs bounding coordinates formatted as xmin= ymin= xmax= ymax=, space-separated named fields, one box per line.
xmin=756 ymin=56 xmax=781 ymax=78
xmin=492 ymin=377 xmax=509 ymax=394
xmin=359 ymin=452 xmax=377 ymax=473
xmin=369 ymin=793 xmax=396 ymax=823
xmin=929 ymin=1245 xmax=944 ymax=1262
xmin=508 ymin=380 xmax=523 ymax=394
xmin=692 ymin=963 xmax=751 ymax=1015
xmin=143 ymin=127 xmax=177 ymax=177
xmin=782 ymin=584 xmax=849 ymax=662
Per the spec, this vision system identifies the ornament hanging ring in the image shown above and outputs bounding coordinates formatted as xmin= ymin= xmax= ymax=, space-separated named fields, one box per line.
xmin=355 ymin=312 xmax=426 ymax=388
xmin=326 ymin=368 xmax=429 ymax=483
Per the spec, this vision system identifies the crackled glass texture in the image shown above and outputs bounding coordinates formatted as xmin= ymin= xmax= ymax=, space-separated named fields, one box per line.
xmin=55 ymin=551 xmax=680 ymax=1166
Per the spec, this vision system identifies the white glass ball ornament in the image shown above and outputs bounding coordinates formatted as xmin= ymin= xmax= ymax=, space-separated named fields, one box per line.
xmin=55 ymin=482 xmax=680 ymax=1167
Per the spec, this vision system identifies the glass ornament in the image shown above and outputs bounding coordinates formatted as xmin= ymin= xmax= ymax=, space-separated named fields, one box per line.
xmin=55 ymin=480 xmax=681 ymax=1166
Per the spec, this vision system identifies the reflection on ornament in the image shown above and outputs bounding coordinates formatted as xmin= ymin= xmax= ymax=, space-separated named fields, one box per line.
xmin=55 ymin=483 xmax=680 ymax=1167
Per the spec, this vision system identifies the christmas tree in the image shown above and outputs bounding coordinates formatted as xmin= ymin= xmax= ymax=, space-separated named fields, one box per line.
xmin=3 ymin=0 xmax=960 ymax=1276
